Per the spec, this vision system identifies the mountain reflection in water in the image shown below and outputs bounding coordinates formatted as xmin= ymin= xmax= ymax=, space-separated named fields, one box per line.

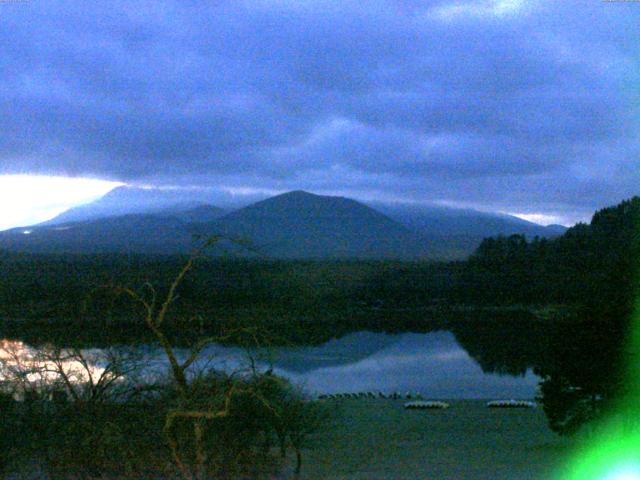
xmin=263 ymin=331 xmax=540 ymax=399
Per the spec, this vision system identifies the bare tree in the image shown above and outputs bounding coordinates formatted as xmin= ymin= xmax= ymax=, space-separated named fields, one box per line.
xmin=0 ymin=341 xmax=142 ymax=405
xmin=0 ymin=237 xmax=327 ymax=479
xmin=117 ymin=238 xmax=285 ymax=480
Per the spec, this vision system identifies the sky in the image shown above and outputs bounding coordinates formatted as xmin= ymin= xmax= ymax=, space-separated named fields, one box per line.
xmin=0 ymin=175 xmax=121 ymax=231
xmin=0 ymin=0 xmax=638 ymax=228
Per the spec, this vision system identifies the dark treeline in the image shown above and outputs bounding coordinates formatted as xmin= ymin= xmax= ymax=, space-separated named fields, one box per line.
xmin=0 ymin=252 xmax=462 ymax=346
xmin=459 ymin=196 xmax=640 ymax=315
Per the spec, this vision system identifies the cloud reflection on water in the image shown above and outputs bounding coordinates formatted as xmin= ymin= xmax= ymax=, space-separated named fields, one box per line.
xmin=269 ymin=332 xmax=539 ymax=398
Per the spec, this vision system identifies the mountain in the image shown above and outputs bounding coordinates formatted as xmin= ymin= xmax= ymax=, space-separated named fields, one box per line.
xmin=541 ymin=224 xmax=569 ymax=236
xmin=0 ymin=191 xmax=433 ymax=259
xmin=192 ymin=191 xmax=432 ymax=259
xmin=374 ymin=202 xmax=566 ymax=238
xmin=42 ymin=186 xmax=226 ymax=225
xmin=0 ymin=200 xmax=229 ymax=255
xmin=1 ymin=190 xmax=566 ymax=259
xmin=372 ymin=202 xmax=566 ymax=258
xmin=164 ymin=205 xmax=227 ymax=224
xmin=0 ymin=214 xmax=196 ymax=254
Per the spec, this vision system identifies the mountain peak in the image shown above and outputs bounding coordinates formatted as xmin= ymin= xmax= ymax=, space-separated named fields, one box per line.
xmin=230 ymin=190 xmax=373 ymax=219
xmin=281 ymin=190 xmax=315 ymax=197
xmin=192 ymin=191 xmax=428 ymax=259
xmin=271 ymin=190 xmax=339 ymax=202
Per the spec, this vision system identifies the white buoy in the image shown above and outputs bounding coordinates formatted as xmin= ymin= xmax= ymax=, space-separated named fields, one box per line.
xmin=404 ymin=400 xmax=450 ymax=410
xmin=486 ymin=399 xmax=536 ymax=409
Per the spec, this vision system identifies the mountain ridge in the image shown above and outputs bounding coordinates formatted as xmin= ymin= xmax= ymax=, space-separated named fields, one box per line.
xmin=42 ymin=186 xmax=226 ymax=225
xmin=0 ymin=189 xmax=565 ymax=259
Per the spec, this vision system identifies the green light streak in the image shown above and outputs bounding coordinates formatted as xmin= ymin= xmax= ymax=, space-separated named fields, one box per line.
xmin=558 ymin=298 xmax=640 ymax=479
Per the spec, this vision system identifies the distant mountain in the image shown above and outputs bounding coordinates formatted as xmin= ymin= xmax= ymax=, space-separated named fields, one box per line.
xmin=541 ymin=224 xmax=569 ymax=236
xmin=371 ymin=202 xmax=566 ymax=258
xmin=164 ymin=205 xmax=227 ymax=224
xmin=1 ymin=190 xmax=566 ymax=259
xmin=374 ymin=202 xmax=566 ymax=238
xmin=0 ymin=192 xmax=432 ymax=258
xmin=43 ymin=186 xmax=226 ymax=225
xmin=0 ymin=214 xmax=196 ymax=255
xmin=192 ymin=191 xmax=432 ymax=259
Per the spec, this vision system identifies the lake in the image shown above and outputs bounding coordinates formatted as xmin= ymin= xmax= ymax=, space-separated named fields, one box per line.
xmin=1 ymin=327 xmax=542 ymax=399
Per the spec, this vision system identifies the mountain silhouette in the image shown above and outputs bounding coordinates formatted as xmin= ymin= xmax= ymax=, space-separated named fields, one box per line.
xmin=0 ymin=190 xmax=564 ymax=259
xmin=192 ymin=191 xmax=432 ymax=259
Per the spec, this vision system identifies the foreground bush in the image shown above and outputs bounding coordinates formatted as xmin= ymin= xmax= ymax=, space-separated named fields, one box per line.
xmin=0 ymin=368 xmax=327 ymax=479
xmin=1 ymin=240 xmax=329 ymax=478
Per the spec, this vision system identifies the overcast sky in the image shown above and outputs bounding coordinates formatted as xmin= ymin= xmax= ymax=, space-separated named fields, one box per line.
xmin=1 ymin=0 xmax=638 ymax=227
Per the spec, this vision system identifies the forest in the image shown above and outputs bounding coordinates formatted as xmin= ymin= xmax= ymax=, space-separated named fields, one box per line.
xmin=460 ymin=196 xmax=640 ymax=315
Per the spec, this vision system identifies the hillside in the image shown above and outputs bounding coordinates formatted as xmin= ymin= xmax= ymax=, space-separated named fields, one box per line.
xmin=42 ymin=186 xmax=225 ymax=225
xmin=192 ymin=191 xmax=433 ymax=259
xmin=0 ymin=191 xmax=433 ymax=259
xmin=373 ymin=202 xmax=565 ymax=257
xmin=0 ymin=214 xmax=196 ymax=254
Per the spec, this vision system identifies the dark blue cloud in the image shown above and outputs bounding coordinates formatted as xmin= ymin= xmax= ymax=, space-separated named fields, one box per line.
xmin=0 ymin=0 xmax=638 ymax=222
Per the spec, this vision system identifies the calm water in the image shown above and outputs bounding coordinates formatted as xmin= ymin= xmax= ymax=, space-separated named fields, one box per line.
xmin=162 ymin=330 xmax=540 ymax=399
xmin=1 ymin=329 xmax=542 ymax=400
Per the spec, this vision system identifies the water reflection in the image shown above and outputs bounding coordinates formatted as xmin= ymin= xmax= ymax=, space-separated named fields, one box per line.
xmin=257 ymin=332 xmax=540 ymax=399
xmin=0 ymin=340 xmax=111 ymax=400
xmin=450 ymin=321 xmax=551 ymax=376
xmin=1 ymin=328 xmax=542 ymax=399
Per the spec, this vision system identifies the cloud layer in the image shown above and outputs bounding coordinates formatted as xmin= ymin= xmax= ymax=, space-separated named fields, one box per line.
xmin=1 ymin=0 xmax=638 ymax=223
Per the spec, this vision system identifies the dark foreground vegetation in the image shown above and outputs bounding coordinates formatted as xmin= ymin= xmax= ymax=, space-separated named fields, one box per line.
xmin=0 ymin=254 xmax=459 ymax=325
xmin=0 ymin=254 xmax=331 ymax=479
xmin=0 ymin=368 xmax=328 ymax=479
xmin=0 ymin=253 xmax=468 ymax=352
